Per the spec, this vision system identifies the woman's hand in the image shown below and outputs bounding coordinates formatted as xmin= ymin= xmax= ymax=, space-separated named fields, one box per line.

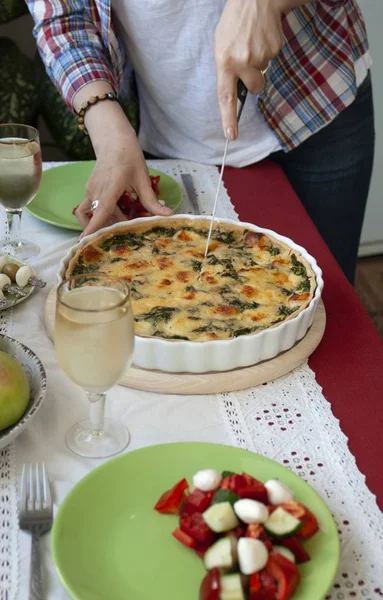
xmin=214 ymin=0 xmax=284 ymax=141
xmin=73 ymin=82 xmax=172 ymax=237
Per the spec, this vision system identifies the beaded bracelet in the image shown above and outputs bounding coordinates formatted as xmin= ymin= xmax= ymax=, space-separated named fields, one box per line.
xmin=76 ymin=92 xmax=119 ymax=135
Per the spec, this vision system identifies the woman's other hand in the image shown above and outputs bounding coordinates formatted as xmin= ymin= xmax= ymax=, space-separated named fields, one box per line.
xmin=72 ymin=82 xmax=172 ymax=237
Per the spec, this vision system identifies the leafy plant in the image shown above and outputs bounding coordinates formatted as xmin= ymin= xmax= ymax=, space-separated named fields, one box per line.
xmin=0 ymin=0 xmax=27 ymax=25
xmin=0 ymin=38 xmax=39 ymax=125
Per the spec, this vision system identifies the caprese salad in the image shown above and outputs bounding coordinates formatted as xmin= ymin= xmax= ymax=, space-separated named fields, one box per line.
xmin=72 ymin=174 xmax=163 ymax=220
xmin=154 ymin=468 xmax=319 ymax=600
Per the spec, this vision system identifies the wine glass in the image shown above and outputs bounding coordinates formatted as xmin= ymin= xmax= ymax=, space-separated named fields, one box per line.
xmin=0 ymin=123 xmax=42 ymax=260
xmin=55 ymin=273 xmax=135 ymax=458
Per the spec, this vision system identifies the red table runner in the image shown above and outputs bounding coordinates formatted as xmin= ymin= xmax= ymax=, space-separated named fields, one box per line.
xmin=224 ymin=161 xmax=383 ymax=510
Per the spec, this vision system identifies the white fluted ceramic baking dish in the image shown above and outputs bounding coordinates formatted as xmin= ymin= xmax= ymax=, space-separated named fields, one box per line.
xmin=58 ymin=215 xmax=324 ymax=373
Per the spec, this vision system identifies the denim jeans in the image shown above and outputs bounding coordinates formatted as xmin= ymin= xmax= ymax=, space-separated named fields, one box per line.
xmin=271 ymin=72 xmax=375 ymax=284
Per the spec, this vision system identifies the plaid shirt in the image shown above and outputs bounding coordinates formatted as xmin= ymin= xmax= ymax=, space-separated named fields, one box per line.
xmin=26 ymin=0 xmax=369 ymax=151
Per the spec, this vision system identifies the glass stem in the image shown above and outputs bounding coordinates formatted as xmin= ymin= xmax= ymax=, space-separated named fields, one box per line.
xmin=87 ymin=392 xmax=106 ymax=436
xmin=6 ymin=209 xmax=22 ymax=245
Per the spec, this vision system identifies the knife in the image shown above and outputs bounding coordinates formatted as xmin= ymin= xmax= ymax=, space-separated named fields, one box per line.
xmin=204 ymin=79 xmax=248 ymax=257
xmin=181 ymin=173 xmax=201 ymax=215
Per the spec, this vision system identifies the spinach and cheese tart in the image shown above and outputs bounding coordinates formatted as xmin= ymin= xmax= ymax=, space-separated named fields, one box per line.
xmin=66 ymin=218 xmax=316 ymax=342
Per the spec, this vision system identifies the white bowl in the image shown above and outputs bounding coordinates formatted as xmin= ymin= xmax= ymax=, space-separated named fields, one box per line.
xmin=58 ymin=215 xmax=324 ymax=373
xmin=0 ymin=336 xmax=47 ymax=449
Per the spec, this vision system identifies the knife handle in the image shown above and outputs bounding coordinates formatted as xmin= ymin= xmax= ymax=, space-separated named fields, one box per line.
xmin=237 ymin=79 xmax=248 ymax=123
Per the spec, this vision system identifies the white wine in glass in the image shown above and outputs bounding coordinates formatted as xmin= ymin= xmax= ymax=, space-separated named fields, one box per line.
xmin=55 ymin=273 xmax=135 ymax=458
xmin=0 ymin=123 xmax=42 ymax=260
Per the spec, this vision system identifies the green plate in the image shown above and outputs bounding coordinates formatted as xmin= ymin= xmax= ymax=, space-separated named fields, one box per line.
xmin=26 ymin=162 xmax=183 ymax=231
xmin=51 ymin=443 xmax=339 ymax=600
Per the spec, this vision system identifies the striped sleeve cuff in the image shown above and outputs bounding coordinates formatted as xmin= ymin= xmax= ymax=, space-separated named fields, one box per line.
xmin=49 ymin=47 xmax=118 ymax=111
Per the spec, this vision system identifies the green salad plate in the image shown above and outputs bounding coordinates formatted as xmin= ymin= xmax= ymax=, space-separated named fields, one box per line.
xmin=26 ymin=162 xmax=183 ymax=231
xmin=51 ymin=443 xmax=339 ymax=600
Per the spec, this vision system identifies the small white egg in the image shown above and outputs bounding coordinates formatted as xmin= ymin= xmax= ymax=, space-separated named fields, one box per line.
xmin=192 ymin=469 xmax=222 ymax=492
xmin=234 ymin=499 xmax=269 ymax=524
xmin=0 ymin=256 xmax=7 ymax=272
xmin=265 ymin=480 xmax=294 ymax=505
xmin=0 ymin=274 xmax=11 ymax=290
xmin=238 ymin=538 xmax=269 ymax=575
xmin=15 ymin=265 xmax=34 ymax=288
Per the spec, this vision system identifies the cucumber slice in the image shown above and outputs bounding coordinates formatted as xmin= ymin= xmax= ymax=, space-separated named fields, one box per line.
xmin=272 ymin=545 xmax=296 ymax=563
xmin=264 ymin=507 xmax=302 ymax=539
xmin=220 ymin=573 xmax=245 ymax=600
xmin=204 ymin=536 xmax=238 ymax=570
xmin=203 ymin=502 xmax=239 ymax=533
xmin=212 ymin=489 xmax=239 ymax=507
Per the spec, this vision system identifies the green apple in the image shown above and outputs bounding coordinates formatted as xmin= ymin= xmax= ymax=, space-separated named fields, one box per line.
xmin=0 ymin=350 xmax=30 ymax=431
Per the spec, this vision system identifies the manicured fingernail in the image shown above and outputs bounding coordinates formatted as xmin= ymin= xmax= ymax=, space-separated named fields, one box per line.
xmin=226 ymin=127 xmax=235 ymax=142
xmin=79 ymin=232 xmax=84 ymax=240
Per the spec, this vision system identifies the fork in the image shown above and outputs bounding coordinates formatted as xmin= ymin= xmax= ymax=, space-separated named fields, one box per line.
xmin=19 ymin=463 xmax=53 ymax=600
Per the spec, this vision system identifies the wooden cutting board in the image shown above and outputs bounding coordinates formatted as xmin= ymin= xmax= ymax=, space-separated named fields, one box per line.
xmin=45 ymin=285 xmax=326 ymax=395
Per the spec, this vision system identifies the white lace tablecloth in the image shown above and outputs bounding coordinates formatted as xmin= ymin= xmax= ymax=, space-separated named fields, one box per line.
xmin=0 ymin=160 xmax=382 ymax=600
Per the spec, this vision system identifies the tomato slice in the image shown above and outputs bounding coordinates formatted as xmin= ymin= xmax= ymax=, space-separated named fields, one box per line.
xmin=154 ymin=478 xmax=189 ymax=515
xmin=150 ymin=174 xmax=161 ymax=197
xmin=199 ymin=568 xmax=221 ymax=600
xmin=180 ymin=512 xmax=216 ymax=545
xmin=194 ymin=540 xmax=214 ymax=558
xmin=172 ymin=528 xmax=196 ymax=549
xmin=238 ymin=473 xmax=269 ymax=504
xmin=182 ymin=489 xmax=214 ymax=516
xmin=279 ymin=537 xmax=310 ymax=563
xmin=249 ymin=570 xmax=277 ymax=599
xmin=266 ymin=552 xmax=300 ymax=600
xmin=296 ymin=508 xmax=319 ymax=540
xmin=280 ymin=502 xmax=319 ymax=540
xmin=224 ymin=524 xmax=247 ymax=539
xmin=221 ymin=474 xmax=246 ymax=493
xmin=278 ymin=501 xmax=305 ymax=519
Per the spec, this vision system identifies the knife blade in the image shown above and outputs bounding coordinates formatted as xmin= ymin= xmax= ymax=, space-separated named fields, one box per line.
xmin=181 ymin=173 xmax=201 ymax=215
xmin=204 ymin=79 xmax=248 ymax=257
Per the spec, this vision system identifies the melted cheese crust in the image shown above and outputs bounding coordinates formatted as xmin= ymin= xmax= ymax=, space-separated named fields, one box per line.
xmin=66 ymin=219 xmax=316 ymax=342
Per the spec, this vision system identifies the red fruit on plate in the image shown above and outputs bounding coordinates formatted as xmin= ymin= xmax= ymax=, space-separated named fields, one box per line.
xmin=199 ymin=569 xmax=221 ymax=600
xmin=154 ymin=478 xmax=189 ymax=515
xmin=221 ymin=474 xmax=246 ymax=494
xmin=172 ymin=528 xmax=196 ymax=550
xmin=246 ymin=524 xmax=273 ymax=551
xmin=182 ymin=489 xmax=214 ymax=516
xmin=150 ymin=174 xmax=161 ymax=197
xmin=249 ymin=570 xmax=278 ymax=600
xmin=279 ymin=536 xmax=310 ymax=563
xmin=280 ymin=502 xmax=319 ymax=540
xmin=266 ymin=552 xmax=300 ymax=600
xmin=180 ymin=512 xmax=216 ymax=545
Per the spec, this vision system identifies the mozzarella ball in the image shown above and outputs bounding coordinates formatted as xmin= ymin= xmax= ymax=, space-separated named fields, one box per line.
xmin=234 ymin=499 xmax=269 ymax=524
xmin=265 ymin=480 xmax=294 ymax=505
xmin=238 ymin=538 xmax=269 ymax=575
xmin=192 ymin=469 xmax=222 ymax=492
xmin=15 ymin=265 xmax=34 ymax=288
xmin=0 ymin=274 xmax=11 ymax=290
